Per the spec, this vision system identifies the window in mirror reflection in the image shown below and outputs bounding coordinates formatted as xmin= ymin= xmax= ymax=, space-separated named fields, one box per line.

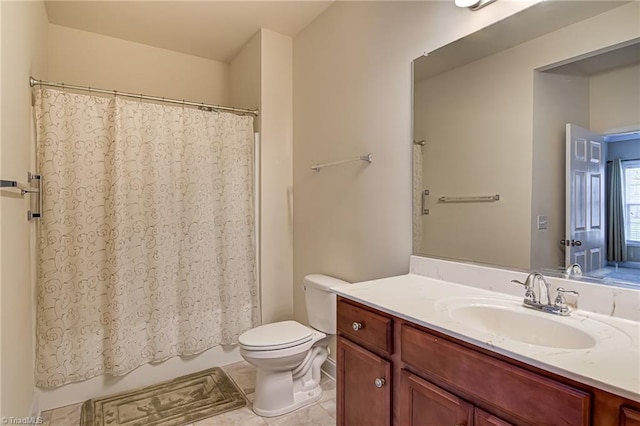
xmin=623 ymin=161 xmax=640 ymax=245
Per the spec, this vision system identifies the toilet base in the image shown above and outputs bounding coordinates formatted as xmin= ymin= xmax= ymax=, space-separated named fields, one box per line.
xmin=252 ymin=369 xmax=323 ymax=417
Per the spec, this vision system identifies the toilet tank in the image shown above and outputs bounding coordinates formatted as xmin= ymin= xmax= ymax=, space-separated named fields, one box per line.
xmin=304 ymin=274 xmax=349 ymax=334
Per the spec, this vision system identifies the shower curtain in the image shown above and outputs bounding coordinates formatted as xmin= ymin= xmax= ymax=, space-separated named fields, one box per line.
xmin=412 ymin=144 xmax=423 ymax=253
xmin=608 ymin=159 xmax=627 ymax=262
xmin=34 ymin=88 xmax=258 ymax=388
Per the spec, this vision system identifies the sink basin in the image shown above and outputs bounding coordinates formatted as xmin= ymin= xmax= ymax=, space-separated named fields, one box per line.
xmin=436 ymin=296 xmax=629 ymax=350
xmin=450 ymin=303 xmax=596 ymax=349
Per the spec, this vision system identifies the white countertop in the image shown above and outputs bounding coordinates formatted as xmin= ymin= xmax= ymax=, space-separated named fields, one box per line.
xmin=333 ymin=273 xmax=640 ymax=402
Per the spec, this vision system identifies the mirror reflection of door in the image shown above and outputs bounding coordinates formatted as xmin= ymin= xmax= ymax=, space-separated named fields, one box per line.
xmin=565 ymin=124 xmax=640 ymax=281
xmin=565 ymin=123 xmax=605 ymax=273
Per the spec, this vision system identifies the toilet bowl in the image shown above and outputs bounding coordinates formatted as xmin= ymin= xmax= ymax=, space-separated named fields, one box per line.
xmin=238 ymin=274 xmax=349 ymax=417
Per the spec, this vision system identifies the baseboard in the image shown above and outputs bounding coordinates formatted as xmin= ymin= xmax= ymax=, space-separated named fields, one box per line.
xmin=321 ymin=356 xmax=336 ymax=381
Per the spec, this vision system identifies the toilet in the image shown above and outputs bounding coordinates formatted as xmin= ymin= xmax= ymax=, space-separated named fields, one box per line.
xmin=238 ymin=274 xmax=348 ymax=417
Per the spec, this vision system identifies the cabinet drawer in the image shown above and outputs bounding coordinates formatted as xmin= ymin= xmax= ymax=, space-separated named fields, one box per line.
xmin=401 ymin=324 xmax=591 ymax=426
xmin=337 ymin=299 xmax=392 ymax=356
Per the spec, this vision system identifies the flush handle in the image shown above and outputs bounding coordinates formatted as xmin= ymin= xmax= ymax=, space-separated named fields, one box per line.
xmin=374 ymin=377 xmax=385 ymax=388
xmin=352 ymin=322 xmax=362 ymax=331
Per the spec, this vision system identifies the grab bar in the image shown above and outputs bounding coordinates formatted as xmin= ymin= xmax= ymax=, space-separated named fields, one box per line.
xmin=1 ymin=179 xmax=36 ymax=194
xmin=310 ymin=153 xmax=372 ymax=172
xmin=438 ymin=194 xmax=500 ymax=203
xmin=0 ymin=172 xmax=42 ymax=220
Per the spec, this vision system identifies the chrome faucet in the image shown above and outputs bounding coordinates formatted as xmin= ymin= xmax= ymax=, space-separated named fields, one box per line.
xmin=511 ymin=272 xmax=579 ymax=316
xmin=565 ymin=263 xmax=583 ymax=278
xmin=510 ymin=272 xmax=540 ymax=304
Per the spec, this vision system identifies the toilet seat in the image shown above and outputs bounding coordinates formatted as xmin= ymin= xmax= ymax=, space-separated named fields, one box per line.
xmin=239 ymin=320 xmax=313 ymax=351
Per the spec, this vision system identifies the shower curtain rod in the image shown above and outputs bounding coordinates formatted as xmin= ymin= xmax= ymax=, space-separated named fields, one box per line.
xmin=29 ymin=77 xmax=259 ymax=117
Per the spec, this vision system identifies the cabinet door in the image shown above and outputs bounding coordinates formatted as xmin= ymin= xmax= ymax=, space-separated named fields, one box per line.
xmin=621 ymin=406 xmax=640 ymax=426
xmin=337 ymin=336 xmax=391 ymax=426
xmin=475 ymin=408 xmax=514 ymax=426
xmin=399 ymin=370 xmax=473 ymax=426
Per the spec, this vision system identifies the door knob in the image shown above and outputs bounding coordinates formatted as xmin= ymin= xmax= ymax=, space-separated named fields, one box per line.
xmin=374 ymin=377 xmax=385 ymax=388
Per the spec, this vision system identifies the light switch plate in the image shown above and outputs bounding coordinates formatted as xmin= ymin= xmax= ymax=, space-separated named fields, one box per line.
xmin=537 ymin=215 xmax=548 ymax=230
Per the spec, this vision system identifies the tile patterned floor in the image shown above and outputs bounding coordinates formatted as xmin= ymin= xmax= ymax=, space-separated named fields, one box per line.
xmin=40 ymin=361 xmax=336 ymax=426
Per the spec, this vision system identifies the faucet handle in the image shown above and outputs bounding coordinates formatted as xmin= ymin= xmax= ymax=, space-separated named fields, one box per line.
xmin=511 ymin=279 xmax=536 ymax=303
xmin=554 ymin=287 xmax=579 ymax=313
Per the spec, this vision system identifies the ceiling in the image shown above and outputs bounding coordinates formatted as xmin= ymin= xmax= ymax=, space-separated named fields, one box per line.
xmin=413 ymin=1 xmax=628 ymax=82
xmin=543 ymin=41 xmax=640 ymax=76
xmin=44 ymin=1 xmax=334 ymax=63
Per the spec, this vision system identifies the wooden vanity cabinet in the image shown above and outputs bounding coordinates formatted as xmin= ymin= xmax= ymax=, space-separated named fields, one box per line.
xmin=336 ymin=296 xmax=640 ymax=426
xmin=399 ymin=369 xmax=474 ymax=425
xmin=401 ymin=324 xmax=590 ymax=425
xmin=620 ymin=406 xmax=640 ymax=426
xmin=336 ymin=298 xmax=393 ymax=426
xmin=337 ymin=336 xmax=391 ymax=426
xmin=474 ymin=409 xmax=514 ymax=426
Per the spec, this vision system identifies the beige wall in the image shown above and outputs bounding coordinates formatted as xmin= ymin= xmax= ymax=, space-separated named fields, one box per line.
xmin=590 ymin=63 xmax=640 ymax=133
xmin=259 ymin=29 xmax=294 ymax=323
xmin=230 ymin=32 xmax=262 ymax=130
xmin=229 ymin=29 xmax=294 ymax=325
xmin=292 ymin=0 xmax=536 ymax=338
xmin=415 ymin=53 xmax=533 ymax=269
xmin=1 ymin=0 xmax=49 ymax=417
xmin=48 ymin=24 xmax=229 ymax=105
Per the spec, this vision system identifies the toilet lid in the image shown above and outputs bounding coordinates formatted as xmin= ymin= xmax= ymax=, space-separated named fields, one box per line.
xmin=239 ymin=320 xmax=313 ymax=350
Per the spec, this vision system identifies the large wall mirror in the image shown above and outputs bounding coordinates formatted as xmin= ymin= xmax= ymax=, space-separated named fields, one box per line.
xmin=412 ymin=1 xmax=640 ymax=288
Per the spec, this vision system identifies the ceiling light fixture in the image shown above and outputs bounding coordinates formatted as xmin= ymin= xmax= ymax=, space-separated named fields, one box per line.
xmin=455 ymin=0 xmax=497 ymax=11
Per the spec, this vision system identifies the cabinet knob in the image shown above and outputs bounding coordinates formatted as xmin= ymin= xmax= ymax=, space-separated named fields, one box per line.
xmin=352 ymin=322 xmax=362 ymax=331
xmin=374 ymin=377 xmax=385 ymax=388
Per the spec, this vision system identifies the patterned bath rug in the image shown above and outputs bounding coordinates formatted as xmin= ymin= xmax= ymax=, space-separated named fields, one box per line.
xmin=80 ymin=367 xmax=246 ymax=426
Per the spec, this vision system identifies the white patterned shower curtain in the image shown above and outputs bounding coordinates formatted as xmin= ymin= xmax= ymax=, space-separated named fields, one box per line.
xmin=34 ymin=88 xmax=258 ymax=388
xmin=413 ymin=144 xmax=423 ymax=253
